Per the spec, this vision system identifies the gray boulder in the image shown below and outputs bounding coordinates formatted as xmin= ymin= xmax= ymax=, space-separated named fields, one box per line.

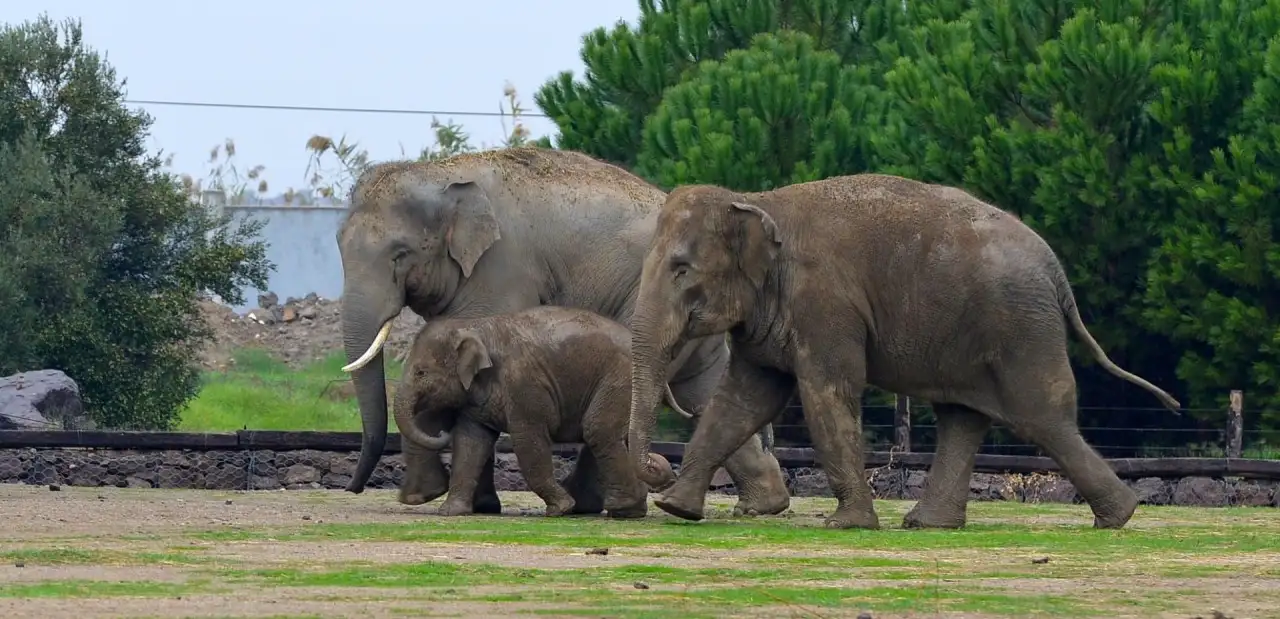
xmin=0 ymin=369 xmax=94 ymax=430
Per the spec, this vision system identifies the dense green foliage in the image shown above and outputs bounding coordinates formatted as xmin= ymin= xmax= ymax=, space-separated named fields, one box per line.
xmin=0 ymin=16 xmax=272 ymax=429
xmin=538 ymin=0 xmax=1280 ymax=441
xmin=637 ymin=30 xmax=885 ymax=190
xmin=879 ymin=0 xmax=1280 ymax=433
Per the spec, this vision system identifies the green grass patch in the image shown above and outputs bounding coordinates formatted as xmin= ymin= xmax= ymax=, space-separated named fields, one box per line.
xmin=186 ymin=504 xmax=1280 ymax=558
xmin=218 ymin=561 xmax=843 ymax=589
xmin=180 ymin=349 xmax=403 ymax=432
xmin=3 ymin=497 xmax=1271 ymax=616
xmin=0 ymin=579 xmax=212 ymax=599
xmin=214 ymin=560 xmax=1101 ymax=618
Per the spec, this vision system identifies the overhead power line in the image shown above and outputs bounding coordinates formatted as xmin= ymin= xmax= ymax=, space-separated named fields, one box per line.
xmin=123 ymin=98 xmax=550 ymax=119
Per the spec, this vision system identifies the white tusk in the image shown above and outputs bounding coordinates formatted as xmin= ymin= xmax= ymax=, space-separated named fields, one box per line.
xmin=664 ymin=383 xmax=695 ymax=419
xmin=341 ymin=321 xmax=393 ymax=372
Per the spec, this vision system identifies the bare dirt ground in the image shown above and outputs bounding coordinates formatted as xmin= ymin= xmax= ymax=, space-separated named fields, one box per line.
xmin=1 ymin=485 xmax=1276 ymax=619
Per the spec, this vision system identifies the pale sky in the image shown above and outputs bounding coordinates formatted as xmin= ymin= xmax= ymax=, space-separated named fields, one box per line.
xmin=3 ymin=1 xmax=640 ymax=201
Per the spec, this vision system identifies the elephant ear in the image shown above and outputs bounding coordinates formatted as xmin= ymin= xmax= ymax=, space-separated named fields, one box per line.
xmin=729 ymin=201 xmax=782 ymax=288
xmin=454 ymin=329 xmax=493 ymax=391
xmin=443 ymin=180 xmax=501 ymax=279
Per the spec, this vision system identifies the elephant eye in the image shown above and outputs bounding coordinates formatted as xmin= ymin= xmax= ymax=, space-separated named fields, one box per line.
xmin=671 ymin=261 xmax=691 ymax=278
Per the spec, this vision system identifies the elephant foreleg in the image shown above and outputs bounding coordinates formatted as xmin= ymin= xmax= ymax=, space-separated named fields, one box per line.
xmin=654 ymin=355 xmax=796 ymax=521
xmin=438 ymin=418 xmax=500 ymax=517
xmin=399 ymin=435 xmax=450 ymax=507
xmin=793 ymin=352 xmax=879 ymax=530
xmin=902 ymin=403 xmax=991 ymax=529
xmin=582 ymin=382 xmax=649 ymax=519
xmin=398 ymin=402 xmax=452 ymax=507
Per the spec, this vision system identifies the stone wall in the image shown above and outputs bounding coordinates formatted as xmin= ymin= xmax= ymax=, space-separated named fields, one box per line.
xmin=1 ymin=447 xmax=1277 ymax=508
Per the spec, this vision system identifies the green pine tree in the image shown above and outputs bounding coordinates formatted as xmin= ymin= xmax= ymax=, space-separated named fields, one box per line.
xmin=534 ymin=0 xmax=907 ymax=170
xmin=636 ymin=29 xmax=886 ymax=191
xmin=877 ymin=0 xmax=1280 ymax=435
xmin=1142 ymin=3 xmax=1280 ymax=429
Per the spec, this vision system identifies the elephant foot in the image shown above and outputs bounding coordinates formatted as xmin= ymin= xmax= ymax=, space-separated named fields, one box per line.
xmin=824 ymin=505 xmax=880 ymax=530
xmin=726 ymin=450 xmax=791 ymax=517
xmin=604 ymin=487 xmax=648 ymax=518
xmin=901 ymin=504 xmax=967 ymax=529
xmin=1091 ymin=488 xmax=1139 ymax=529
xmin=653 ymin=494 xmax=706 ymax=522
xmin=544 ymin=496 xmax=576 ymax=517
xmin=606 ymin=502 xmax=648 ymax=519
xmin=732 ymin=486 xmax=791 ymax=517
xmin=473 ymin=493 xmax=503 ymax=515
xmin=566 ymin=481 xmax=605 ymax=515
xmin=437 ymin=498 xmax=474 ymax=517
xmin=398 ymin=484 xmax=447 ymax=507
xmin=398 ymin=492 xmax=429 ymax=506
xmin=570 ymin=499 xmax=605 ymax=515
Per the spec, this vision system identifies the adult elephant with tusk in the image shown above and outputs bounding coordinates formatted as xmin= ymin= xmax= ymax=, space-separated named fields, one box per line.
xmin=335 ymin=147 xmax=789 ymax=517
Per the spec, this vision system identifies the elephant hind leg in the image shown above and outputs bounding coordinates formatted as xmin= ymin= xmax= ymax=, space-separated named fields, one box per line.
xmin=902 ymin=403 xmax=991 ymax=529
xmin=993 ymin=363 xmax=1137 ymax=529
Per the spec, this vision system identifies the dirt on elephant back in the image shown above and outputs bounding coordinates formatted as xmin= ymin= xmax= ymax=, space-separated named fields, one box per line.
xmin=196 ymin=291 xmax=425 ymax=371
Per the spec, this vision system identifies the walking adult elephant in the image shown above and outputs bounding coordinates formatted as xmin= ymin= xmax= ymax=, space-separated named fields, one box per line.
xmin=626 ymin=174 xmax=1181 ymax=531
xmin=335 ymin=147 xmax=789 ymax=517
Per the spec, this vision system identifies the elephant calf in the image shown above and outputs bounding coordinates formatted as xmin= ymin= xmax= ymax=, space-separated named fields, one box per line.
xmin=393 ymin=305 xmax=684 ymax=518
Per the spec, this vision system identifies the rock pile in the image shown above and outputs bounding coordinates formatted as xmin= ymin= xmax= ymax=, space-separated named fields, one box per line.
xmin=198 ymin=291 xmax=426 ymax=371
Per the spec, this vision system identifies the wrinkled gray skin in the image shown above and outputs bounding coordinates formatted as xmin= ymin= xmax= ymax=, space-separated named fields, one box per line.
xmin=627 ymin=174 xmax=1181 ymax=531
xmin=392 ymin=306 xmax=679 ymax=518
xmin=337 ymin=147 xmax=787 ymax=516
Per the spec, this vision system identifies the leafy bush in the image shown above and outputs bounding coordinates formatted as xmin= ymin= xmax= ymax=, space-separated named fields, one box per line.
xmin=0 ymin=15 xmax=272 ymax=429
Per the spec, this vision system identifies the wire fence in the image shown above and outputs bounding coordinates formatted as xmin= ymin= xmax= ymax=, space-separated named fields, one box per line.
xmin=179 ymin=358 xmax=1280 ymax=461
xmin=650 ymin=402 xmax=1279 ymax=460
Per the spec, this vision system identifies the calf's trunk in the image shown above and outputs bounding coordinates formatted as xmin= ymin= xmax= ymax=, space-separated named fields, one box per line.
xmin=391 ymin=383 xmax=454 ymax=451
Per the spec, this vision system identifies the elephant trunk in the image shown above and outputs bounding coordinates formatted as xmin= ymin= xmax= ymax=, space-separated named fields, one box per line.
xmin=628 ymin=295 xmax=684 ymax=482
xmin=391 ymin=381 xmax=453 ymax=451
xmin=340 ymin=288 xmax=400 ymax=493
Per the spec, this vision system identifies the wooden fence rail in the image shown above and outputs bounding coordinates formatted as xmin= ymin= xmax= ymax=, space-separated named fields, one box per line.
xmin=3 ymin=430 xmax=1280 ymax=480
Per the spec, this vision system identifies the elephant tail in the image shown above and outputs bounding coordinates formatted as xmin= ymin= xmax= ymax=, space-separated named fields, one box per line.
xmin=1054 ymin=270 xmax=1182 ymax=413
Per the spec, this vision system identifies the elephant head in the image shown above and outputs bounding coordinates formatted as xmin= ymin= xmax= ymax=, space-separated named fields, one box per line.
xmin=628 ymin=186 xmax=781 ymax=474
xmin=337 ymin=165 xmax=501 ymax=493
xmin=392 ymin=327 xmax=493 ymax=453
